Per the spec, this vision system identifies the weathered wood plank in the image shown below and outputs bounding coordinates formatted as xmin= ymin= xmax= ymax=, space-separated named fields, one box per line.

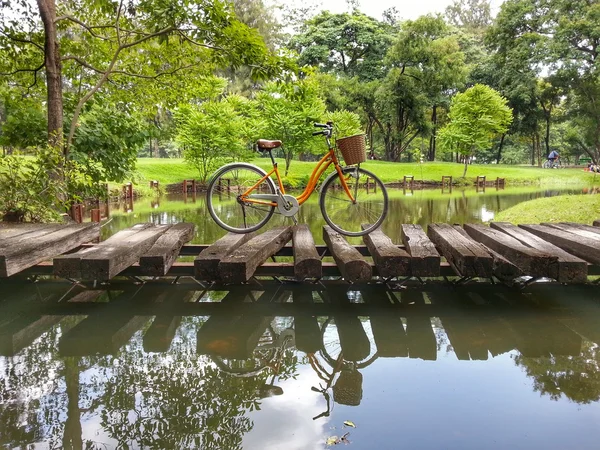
xmin=219 ymin=227 xmax=293 ymax=283
xmin=401 ymin=224 xmax=440 ymax=277
xmin=139 ymin=223 xmax=195 ymax=276
xmin=464 ymin=224 xmax=556 ymax=277
xmin=293 ymin=225 xmax=322 ymax=280
xmin=323 ymin=226 xmax=371 ymax=283
xmin=0 ymin=223 xmax=100 ymax=277
xmin=78 ymin=225 xmax=171 ymax=280
xmin=519 ymin=224 xmax=600 ymax=265
xmin=561 ymin=222 xmax=600 ymax=237
xmin=54 ymin=223 xmax=154 ymax=279
xmin=362 ymin=225 xmax=410 ymax=278
xmin=428 ymin=223 xmax=492 ymax=277
xmin=0 ymin=224 xmax=63 ymax=244
xmin=491 ymin=222 xmax=587 ymax=283
xmin=194 ymin=232 xmax=256 ymax=281
xmin=451 ymin=225 xmax=522 ymax=282
xmin=542 ymin=222 xmax=600 ymax=242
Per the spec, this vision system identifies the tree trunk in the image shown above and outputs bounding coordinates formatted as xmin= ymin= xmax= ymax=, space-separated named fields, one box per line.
xmin=531 ymin=135 xmax=535 ymax=166
xmin=428 ymin=104 xmax=437 ymax=161
xmin=496 ymin=134 xmax=505 ymax=164
xmin=37 ymin=0 xmax=64 ymax=149
xmin=462 ymin=156 xmax=469 ymax=177
xmin=544 ymin=113 xmax=551 ymax=157
xmin=536 ymin=132 xmax=541 ymax=167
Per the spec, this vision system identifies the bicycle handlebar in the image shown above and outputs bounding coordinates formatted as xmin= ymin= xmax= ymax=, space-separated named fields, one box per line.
xmin=313 ymin=123 xmax=330 ymax=128
xmin=312 ymin=130 xmax=325 ymax=136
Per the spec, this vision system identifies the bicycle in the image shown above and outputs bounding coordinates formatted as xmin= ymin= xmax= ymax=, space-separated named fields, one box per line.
xmin=543 ymin=158 xmax=561 ymax=169
xmin=206 ymin=122 xmax=388 ymax=236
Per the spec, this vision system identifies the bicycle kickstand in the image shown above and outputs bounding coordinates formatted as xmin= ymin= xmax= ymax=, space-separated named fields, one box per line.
xmin=291 ymin=215 xmax=298 ymax=225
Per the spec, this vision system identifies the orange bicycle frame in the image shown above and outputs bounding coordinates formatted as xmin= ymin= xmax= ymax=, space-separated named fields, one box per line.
xmin=241 ymin=148 xmax=356 ymax=207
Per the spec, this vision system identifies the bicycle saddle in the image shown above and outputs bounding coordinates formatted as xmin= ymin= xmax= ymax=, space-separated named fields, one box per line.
xmin=257 ymin=139 xmax=282 ymax=150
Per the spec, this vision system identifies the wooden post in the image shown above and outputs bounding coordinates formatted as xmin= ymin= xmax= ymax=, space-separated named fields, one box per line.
xmin=191 ymin=179 xmax=196 ymax=193
xmin=69 ymin=204 xmax=83 ymax=223
xmin=441 ymin=176 xmax=452 ymax=193
xmin=476 ymin=175 xmax=486 ymax=192
xmin=182 ymin=180 xmax=187 ymax=193
xmin=403 ymin=175 xmax=414 ymax=188
xmin=91 ymin=209 xmax=101 ymax=223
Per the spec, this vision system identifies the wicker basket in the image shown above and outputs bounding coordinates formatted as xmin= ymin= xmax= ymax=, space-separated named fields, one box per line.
xmin=337 ymin=134 xmax=366 ymax=166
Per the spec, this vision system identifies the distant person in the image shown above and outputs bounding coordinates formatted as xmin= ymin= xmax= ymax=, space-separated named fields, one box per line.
xmin=548 ymin=150 xmax=560 ymax=164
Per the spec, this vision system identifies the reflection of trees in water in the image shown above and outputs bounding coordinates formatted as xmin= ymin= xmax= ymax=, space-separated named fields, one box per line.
xmin=0 ymin=315 xmax=299 ymax=449
xmin=514 ymin=342 xmax=600 ymax=404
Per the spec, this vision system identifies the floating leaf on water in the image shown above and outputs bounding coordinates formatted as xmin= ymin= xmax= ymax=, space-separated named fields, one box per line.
xmin=343 ymin=421 xmax=356 ymax=428
xmin=326 ymin=436 xmax=339 ymax=446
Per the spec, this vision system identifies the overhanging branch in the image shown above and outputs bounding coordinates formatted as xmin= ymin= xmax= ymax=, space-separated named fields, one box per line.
xmin=0 ymin=30 xmax=44 ymax=52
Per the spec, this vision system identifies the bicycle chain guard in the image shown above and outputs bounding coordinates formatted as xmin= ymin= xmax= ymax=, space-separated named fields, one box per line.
xmin=277 ymin=194 xmax=299 ymax=217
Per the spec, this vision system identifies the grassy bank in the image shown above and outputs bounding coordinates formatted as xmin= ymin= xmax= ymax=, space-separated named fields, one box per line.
xmin=494 ymin=194 xmax=600 ymax=224
xmin=134 ymin=158 xmax=600 ymax=187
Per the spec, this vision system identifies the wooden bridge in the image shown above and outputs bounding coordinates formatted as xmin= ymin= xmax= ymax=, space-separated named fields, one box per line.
xmin=1 ymin=219 xmax=600 ymax=285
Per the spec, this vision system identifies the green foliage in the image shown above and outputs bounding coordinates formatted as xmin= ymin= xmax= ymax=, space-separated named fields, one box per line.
xmin=438 ymin=84 xmax=513 ymax=176
xmin=256 ymin=77 xmax=326 ymax=175
xmin=176 ymin=97 xmax=256 ymax=182
xmin=324 ymin=110 xmax=363 ymax=139
xmin=0 ymin=146 xmax=93 ymax=222
xmin=0 ymin=99 xmax=47 ymax=149
xmin=71 ymin=104 xmax=147 ymax=191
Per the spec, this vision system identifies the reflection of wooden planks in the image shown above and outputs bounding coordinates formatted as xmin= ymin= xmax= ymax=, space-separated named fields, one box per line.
xmin=362 ymin=289 xmax=408 ymax=357
xmin=293 ymin=225 xmax=322 ymax=280
xmin=0 ymin=223 xmax=99 ymax=277
xmin=519 ymin=224 xmax=600 ymax=265
xmin=401 ymin=290 xmax=436 ymax=360
xmin=293 ymin=290 xmax=322 ymax=354
xmin=143 ymin=290 xmax=196 ymax=352
xmin=59 ymin=289 xmax=151 ymax=356
xmin=428 ymin=223 xmax=492 ymax=277
xmin=323 ymin=226 xmax=371 ymax=283
xmin=0 ymin=289 xmax=103 ymax=356
xmin=362 ymin=226 xmax=410 ymax=278
xmin=194 ymin=232 xmax=255 ymax=281
xmin=139 ymin=223 xmax=195 ymax=276
xmin=464 ymin=224 xmax=556 ymax=277
xmin=401 ymin=224 xmax=440 ymax=277
xmin=491 ymin=222 xmax=587 ymax=283
xmin=219 ymin=226 xmax=293 ymax=283
xmin=452 ymin=226 xmax=522 ymax=282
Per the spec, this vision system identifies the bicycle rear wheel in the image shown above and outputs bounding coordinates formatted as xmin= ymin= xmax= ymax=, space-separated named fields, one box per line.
xmin=319 ymin=166 xmax=388 ymax=236
xmin=207 ymin=163 xmax=277 ymax=233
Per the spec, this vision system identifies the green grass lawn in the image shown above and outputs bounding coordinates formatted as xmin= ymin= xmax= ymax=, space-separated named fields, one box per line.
xmin=134 ymin=157 xmax=600 ymax=187
xmin=494 ymin=194 xmax=600 ymax=224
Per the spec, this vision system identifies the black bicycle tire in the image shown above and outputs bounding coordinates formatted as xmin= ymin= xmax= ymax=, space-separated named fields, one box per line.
xmin=207 ymin=163 xmax=277 ymax=233
xmin=319 ymin=167 xmax=388 ymax=237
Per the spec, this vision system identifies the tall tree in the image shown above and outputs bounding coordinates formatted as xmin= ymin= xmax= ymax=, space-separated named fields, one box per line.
xmin=438 ymin=84 xmax=512 ymax=176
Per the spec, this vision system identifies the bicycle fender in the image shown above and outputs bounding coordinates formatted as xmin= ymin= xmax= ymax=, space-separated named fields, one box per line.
xmin=209 ymin=162 xmax=277 ymax=190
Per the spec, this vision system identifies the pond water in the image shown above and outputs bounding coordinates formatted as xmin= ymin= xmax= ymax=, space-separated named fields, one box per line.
xmin=101 ymin=185 xmax=597 ymax=243
xmin=1 ymin=282 xmax=600 ymax=449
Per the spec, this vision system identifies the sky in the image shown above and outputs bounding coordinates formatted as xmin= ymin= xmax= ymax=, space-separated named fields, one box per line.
xmin=283 ymin=0 xmax=505 ymax=22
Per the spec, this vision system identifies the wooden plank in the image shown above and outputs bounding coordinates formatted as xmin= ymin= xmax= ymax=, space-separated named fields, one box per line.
xmin=542 ymin=222 xmax=600 ymax=242
xmin=323 ymin=226 xmax=371 ymax=283
xmin=452 ymin=226 xmax=522 ymax=282
xmin=293 ymin=225 xmax=322 ymax=280
xmin=79 ymin=225 xmax=171 ymax=280
xmin=561 ymin=222 xmax=600 ymax=237
xmin=362 ymin=225 xmax=410 ymax=278
xmin=54 ymin=223 xmax=154 ymax=279
xmin=0 ymin=223 xmax=64 ymax=244
xmin=0 ymin=223 xmax=100 ymax=277
xmin=490 ymin=222 xmax=587 ymax=283
xmin=219 ymin=226 xmax=293 ymax=283
xmin=464 ymin=224 xmax=556 ymax=277
xmin=139 ymin=223 xmax=195 ymax=276
xmin=195 ymin=232 xmax=256 ymax=281
xmin=519 ymin=224 xmax=600 ymax=265
xmin=428 ymin=223 xmax=492 ymax=277
xmin=401 ymin=224 xmax=440 ymax=277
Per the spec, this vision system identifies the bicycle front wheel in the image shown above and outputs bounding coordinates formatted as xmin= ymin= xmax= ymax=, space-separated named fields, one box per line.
xmin=319 ymin=167 xmax=388 ymax=236
xmin=207 ymin=163 xmax=277 ymax=233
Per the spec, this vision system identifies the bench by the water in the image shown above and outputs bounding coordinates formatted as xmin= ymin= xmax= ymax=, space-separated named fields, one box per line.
xmin=1 ymin=220 xmax=600 ymax=285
